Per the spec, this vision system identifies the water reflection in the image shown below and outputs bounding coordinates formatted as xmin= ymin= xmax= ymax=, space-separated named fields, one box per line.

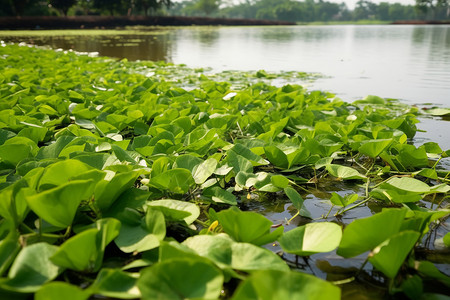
xmin=1 ymin=33 xmax=173 ymax=62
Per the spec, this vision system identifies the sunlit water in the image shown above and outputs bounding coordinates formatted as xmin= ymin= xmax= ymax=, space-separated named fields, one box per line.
xmin=170 ymin=25 xmax=450 ymax=105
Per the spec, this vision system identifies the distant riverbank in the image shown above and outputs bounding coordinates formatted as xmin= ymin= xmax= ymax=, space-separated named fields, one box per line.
xmin=0 ymin=16 xmax=295 ymax=30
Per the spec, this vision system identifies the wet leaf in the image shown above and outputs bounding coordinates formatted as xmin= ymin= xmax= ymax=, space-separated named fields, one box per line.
xmin=1 ymin=243 xmax=61 ymax=293
xmin=279 ymin=222 xmax=342 ymax=256
xmin=231 ymin=270 xmax=340 ymax=300
xmin=215 ymin=207 xmax=283 ymax=246
xmin=26 ymin=180 xmax=96 ymax=228
xmin=36 ymin=282 xmax=90 ymax=300
xmin=337 ymin=208 xmax=406 ymax=258
xmin=138 ymin=257 xmax=224 ymax=300
xmin=369 ymin=231 xmax=420 ymax=278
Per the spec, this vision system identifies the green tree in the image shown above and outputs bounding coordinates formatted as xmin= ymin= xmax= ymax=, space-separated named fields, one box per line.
xmin=416 ymin=0 xmax=449 ymax=19
xmin=49 ymin=0 xmax=77 ymax=15
xmin=92 ymin=0 xmax=127 ymax=15
xmin=274 ymin=2 xmax=304 ymax=22
xmin=354 ymin=0 xmax=377 ymax=19
xmin=377 ymin=2 xmax=390 ymax=20
xmin=7 ymin=0 xmax=38 ymax=15
xmin=196 ymin=0 xmax=221 ymax=15
xmin=135 ymin=0 xmax=172 ymax=16
xmin=316 ymin=0 xmax=340 ymax=21
xmin=0 ymin=0 xmax=14 ymax=16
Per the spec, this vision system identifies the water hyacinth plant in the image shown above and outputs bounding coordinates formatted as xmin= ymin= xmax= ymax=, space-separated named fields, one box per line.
xmin=0 ymin=42 xmax=449 ymax=299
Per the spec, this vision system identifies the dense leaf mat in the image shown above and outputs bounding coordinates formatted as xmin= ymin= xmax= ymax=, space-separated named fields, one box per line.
xmin=0 ymin=43 xmax=449 ymax=299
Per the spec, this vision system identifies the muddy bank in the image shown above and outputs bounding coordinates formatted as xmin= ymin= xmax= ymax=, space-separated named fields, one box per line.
xmin=0 ymin=16 xmax=295 ymax=30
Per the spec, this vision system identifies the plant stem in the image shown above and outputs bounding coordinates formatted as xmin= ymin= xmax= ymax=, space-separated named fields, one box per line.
xmin=356 ymin=257 xmax=369 ymax=277
xmin=194 ymin=219 xmax=209 ymax=228
xmin=287 ymin=211 xmax=300 ymax=224
xmin=338 ymin=197 xmax=371 ymax=215
xmin=365 ymin=177 xmax=371 ymax=198
xmin=63 ymin=225 xmax=72 ymax=239
xmin=324 ymin=205 xmax=334 ymax=219
xmin=331 ymin=277 xmax=355 ymax=285
xmin=38 ymin=218 xmax=42 ymax=237
xmin=431 ymin=154 xmax=443 ymax=170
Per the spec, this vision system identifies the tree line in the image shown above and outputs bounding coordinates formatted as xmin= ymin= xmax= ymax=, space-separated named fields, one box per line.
xmin=173 ymin=0 xmax=450 ymax=22
xmin=0 ymin=0 xmax=448 ymax=21
xmin=0 ymin=0 xmax=172 ymax=17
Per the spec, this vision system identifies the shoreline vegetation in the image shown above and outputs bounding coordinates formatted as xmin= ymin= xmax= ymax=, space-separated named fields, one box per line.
xmin=1 ymin=16 xmax=450 ymax=30
xmin=0 ymin=42 xmax=449 ymax=299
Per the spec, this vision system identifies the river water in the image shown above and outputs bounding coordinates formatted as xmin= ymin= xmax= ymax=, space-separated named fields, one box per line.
xmin=2 ymin=25 xmax=449 ymax=147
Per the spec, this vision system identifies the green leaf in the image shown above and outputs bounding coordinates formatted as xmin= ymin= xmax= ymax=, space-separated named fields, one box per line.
xmin=426 ymin=108 xmax=450 ymax=116
xmin=231 ymin=144 xmax=269 ymax=165
xmin=413 ymin=168 xmax=438 ymax=180
xmin=353 ymin=95 xmax=386 ymax=105
xmin=0 ymin=179 xmax=29 ymax=226
xmin=138 ymin=257 xmax=224 ymax=300
xmin=17 ymin=127 xmax=48 ymax=144
xmin=421 ymin=142 xmax=443 ymax=154
xmin=36 ymin=282 xmax=90 ymax=300
xmin=329 ymin=193 xmax=359 ymax=207
xmin=444 ymin=232 xmax=450 ymax=248
xmin=147 ymin=199 xmax=200 ymax=225
xmin=150 ymin=168 xmax=195 ymax=194
xmin=415 ymin=261 xmax=450 ymax=287
xmin=264 ymin=145 xmax=289 ymax=169
xmin=50 ymin=218 xmax=120 ymax=272
xmin=37 ymin=159 xmax=94 ymax=190
xmin=326 ymin=164 xmax=366 ymax=180
xmin=270 ymin=175 xmax=289 ymax=188
xmin=95 ymin=169 xmax=143 ymax=211
xmin=231 ymin=270 xmax=341 ymax=300
xmin=358 ymin=139 xmax=392 ymax=158
xmin=315 ymin=157 xmax=333 ymax=169
xmin=36 ymin=136 xmax=76 ymax=159
xmin=284 ymin=187 xmax=311 ymax=218
xmin=385 ymin=177 xmax=431 ymax=193
xmin=369 ymin=230 xmax=420 ymax=278
xmin=173 ymin=155 xmax=202 ymax=172
xmin=192 ymin=158 xmax=217 ymax=184
xmin=182 ymin=234 xmax=289 ymax=273
xmin=370 ymin=186 xmax=422 ymax=203
xmin=88 ymin=269 xmax=140 ymax=299
xmin=0 ymin=144 xmax=32 ymax=167
xmin=227 ymin=150 xmax=253 ymax=173
xmin=203 ymin=186 xmax=237 ymax=205
xmin=26 ymin=180 xmax=96 ymax=228
xmin=216 ymin=207 xmax=283 ymax=246
xmin=115 ymin=208 xmax=166 ymax=253
xmin=0 ymin=233 xmax=20 ymax=276
xmin=337 ymin=208 xmax=406 ymax=258
xmin=401 ymin=275 xmax=423 ymax=300
xmin=284 ymin=187 xmax=303 ymax=211
xmin=230 ymin=242 xmax=289 ymax=273
xmin=279 ymin=222 xmax=342 ymax=256
xmin=1 ymin=243 xmax=61 ymax=293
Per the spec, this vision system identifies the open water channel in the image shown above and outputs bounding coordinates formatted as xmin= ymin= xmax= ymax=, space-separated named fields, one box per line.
xmin=1 ymin=25 xmax=449 ymax=298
